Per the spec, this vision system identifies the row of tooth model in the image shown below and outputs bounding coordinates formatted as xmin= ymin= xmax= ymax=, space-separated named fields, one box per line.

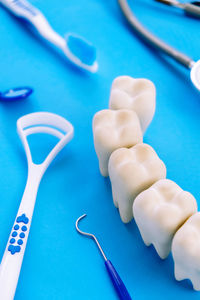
xmin=92 ymin=76 xmax=199 ymax=291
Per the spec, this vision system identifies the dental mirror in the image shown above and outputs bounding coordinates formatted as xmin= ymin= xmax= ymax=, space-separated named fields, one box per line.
xmin=118 ymin=0 xmax=200 ymax=94
xmin=190 ymin=60 xmax=200 ymax=91
xmin=0 ymin=87 xmax=33 ymax=101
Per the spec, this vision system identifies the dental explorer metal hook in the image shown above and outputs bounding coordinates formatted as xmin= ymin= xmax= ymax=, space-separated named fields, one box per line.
xmin=76 ymin=214 xmax=107 ymax=261
xmin=75 ymin=214 xmax=132 ymax=300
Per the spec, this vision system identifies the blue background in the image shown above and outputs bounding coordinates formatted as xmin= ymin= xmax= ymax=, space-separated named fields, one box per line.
xmin=0 ymin=0 xmax=200 ymax=299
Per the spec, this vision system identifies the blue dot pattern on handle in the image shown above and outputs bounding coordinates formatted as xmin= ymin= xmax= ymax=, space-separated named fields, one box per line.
xmin=12 ymin=231 xmax=18 ymax=237
xmin=8 ymin=245 xmax=21 ymax=255
xmin=20 ymin=232 xmax=25 ymax=238
xmin=8 ymin=213 xmax=29 ymax=255
xmin=16 ymin=213 xmax=29 ymax=224
xmin=21 ymin=226 xmax=27 ymax=232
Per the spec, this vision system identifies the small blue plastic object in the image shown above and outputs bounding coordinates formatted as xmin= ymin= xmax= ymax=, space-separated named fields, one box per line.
xmin=17 ymin=239 xmax=23 ymax=245
xmin=0 ymin=87 xmax=33 ymax=101
xmin=67 ymin=34 xmax=97 ymax=66
xmin=14 ymin=225 xmax=20 ymax=230
xmin=12 ymin=231 xmax=18 ymax=237
xmin=8 ymin=245 xmax=21 ymax=255
xmin=19 ymin=232 xmax=25 ymax=239
xmin=10 ymin=238 xmax=15 ymax=244
xmin=21 ymin=226 xmax=27 ymax=232
xmin=17 ymin=213 xmax=29 ymax=224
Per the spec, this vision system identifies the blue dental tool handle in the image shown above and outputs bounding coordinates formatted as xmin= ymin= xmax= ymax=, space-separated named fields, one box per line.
xmin=0 ymin=87 xmax=33 ymax=101
xmin=105 ymin=260 xmax=132 ymax=300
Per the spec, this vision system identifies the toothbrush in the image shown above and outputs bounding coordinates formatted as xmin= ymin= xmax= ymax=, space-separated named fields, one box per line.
xmin=0 ymin=0 xmax=98 ymax=73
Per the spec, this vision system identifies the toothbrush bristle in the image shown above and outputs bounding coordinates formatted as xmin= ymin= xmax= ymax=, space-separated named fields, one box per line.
xmin=66 ymin=34 xmax=96 ymax=66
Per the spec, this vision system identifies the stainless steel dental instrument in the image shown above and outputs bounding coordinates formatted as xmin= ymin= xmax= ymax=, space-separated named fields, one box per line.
xmin=154 ymin=0 xmax=200 ymax=18
xmin=76 ymin=214 xmax=132 ymax=300
xmin=118 ymin=0 xmax=200 ymax=91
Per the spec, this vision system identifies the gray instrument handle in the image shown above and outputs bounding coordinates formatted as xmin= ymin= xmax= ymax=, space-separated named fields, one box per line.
xmin=118 ymin=0 xmax=194 ymax=69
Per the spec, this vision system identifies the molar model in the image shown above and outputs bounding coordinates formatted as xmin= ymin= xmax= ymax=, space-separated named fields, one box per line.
xmin=92 ymin=109 xmax=143 ymax=177
xmin=172 ymin=212 xmax=200 ymax=291
xmin=92 ymin=75 xmax=199 ymax=291
xmin=109 ymin=76 xmax=156 ymax=133
xmin=108 ymin=144 xmax=166 ymax=223
xmin=133 ymin=179 xmax=197 ymax=259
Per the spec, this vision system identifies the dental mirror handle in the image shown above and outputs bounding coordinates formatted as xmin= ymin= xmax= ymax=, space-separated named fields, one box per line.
xmin=0 ymin=164 xmax=43 ymax=300
xmin=118 ymin=0 xmax=195 ymax=69
xmin=154 ymin=0 xmax=200 ymax=18
xmin=105 ymin=260 xmax=132 ymax=300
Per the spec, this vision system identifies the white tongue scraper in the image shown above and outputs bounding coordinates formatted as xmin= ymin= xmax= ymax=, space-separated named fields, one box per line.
xmin=0 ymin=0 xmax=98 ymax=73
xmin=0 ymin=112 xmax=74 ymax=300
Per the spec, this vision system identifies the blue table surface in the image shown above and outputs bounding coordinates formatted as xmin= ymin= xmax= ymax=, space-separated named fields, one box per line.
xmin=0 ymin=0 xmax=200 ymax=299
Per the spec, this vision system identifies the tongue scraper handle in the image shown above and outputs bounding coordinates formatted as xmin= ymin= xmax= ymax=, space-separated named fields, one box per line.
xmin=0 ymin=165 xmax=43 ymax=300
xmin=0 ymin=112 xmax=74 ymax=300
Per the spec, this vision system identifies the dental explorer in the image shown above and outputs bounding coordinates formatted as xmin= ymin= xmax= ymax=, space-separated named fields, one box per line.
xmin=76 ymin=214 xmax=132 ymax=300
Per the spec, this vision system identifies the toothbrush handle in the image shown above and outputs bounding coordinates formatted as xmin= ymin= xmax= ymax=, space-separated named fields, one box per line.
xmin=0 ymin=165 xmax=42 ymax=300
xmin=0 ymin=0 xmax=39 ymax=18
xmin=105 ymin=260 xmax=132 ymax=300
xmin=0 ymin=0 xmax=65 ymax=48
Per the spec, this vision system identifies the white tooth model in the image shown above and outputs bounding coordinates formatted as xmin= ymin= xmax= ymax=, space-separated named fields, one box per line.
xmin=172 ymin=212 xmax=200 ymax=291
xmin=133 ymin=179 xmax=197 ymax=259
xmin=92 ymin=109 xmax=143 ymax=177
xmin=109 ymin=76 xmax=156 ymax=133
xmin=108 ymin=144 xmax=166 ymax=223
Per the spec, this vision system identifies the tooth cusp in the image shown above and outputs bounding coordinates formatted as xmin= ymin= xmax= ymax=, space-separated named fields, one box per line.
xmin=109 ymin=76 xmax=156 ymax=133
xmin=172 ymin=213 xmax=200 ymax=291
xmin=133 ymin=179 xmax=197 ymax=259
xmin=108 ymin=144 xmax=166 ymax=223
xmin=92 ymin=109 xmax=143 ymax=177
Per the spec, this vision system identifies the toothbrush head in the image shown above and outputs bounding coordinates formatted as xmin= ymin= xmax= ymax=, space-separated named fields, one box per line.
xmin=65 ymin=33 xmax=98 ymax=73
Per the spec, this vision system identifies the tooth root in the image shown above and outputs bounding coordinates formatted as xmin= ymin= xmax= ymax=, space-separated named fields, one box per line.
xmin=191 ymin=275 xmax=200 ymax=291
xmin=172 ymin=212 xmax=200 ymax=290
xmin=174 ymin=264 xmax=200 ymax=291
xmin=174 ymin=263 xmax=187 ymax=281
xmin=137 ymin=226 xmax=151 ymax=246
xmin=109 ymin=76 xmax=156 ymax=133
xmin=118 ymin=198 xmax=134 ymax=224
xmin=92 ymin=109 xmax=143 ymax=177
xmin=155 ymin=242 xmax=171 ymax=260
xmin=112 ymin=182 xmax=136 ymax=223
xmin=133 ymin=179 xmax=197 ymax=259
xmin=111 ymin=188 xmax=119 ymax=208
xmin=108 ymin=144 xmax=166 ymax=223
